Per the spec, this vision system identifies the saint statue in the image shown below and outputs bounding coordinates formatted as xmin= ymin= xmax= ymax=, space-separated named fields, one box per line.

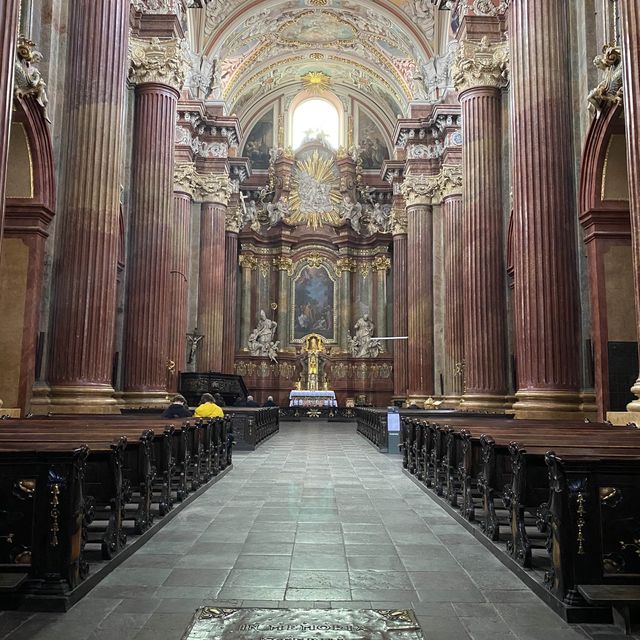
xmin=248 ymin=310 xmax=279 ymax=362
xmin=339 ymin=194 xmax=363 ymax=234
xmin=349 ymin=314 xmax=383 ymax=358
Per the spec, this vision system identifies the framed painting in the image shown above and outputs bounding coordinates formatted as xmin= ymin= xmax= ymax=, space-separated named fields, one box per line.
xmin=292 ymin=265 xmax=337 ymax=342
xmin=357 ymin=108 xmax=390 ymax=170
xmin=243 ymin=108 xmax=274 ymax=170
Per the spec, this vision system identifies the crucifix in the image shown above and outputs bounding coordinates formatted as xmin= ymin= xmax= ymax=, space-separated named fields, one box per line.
xmin=186 ymin=327 xmax=204 ymax=365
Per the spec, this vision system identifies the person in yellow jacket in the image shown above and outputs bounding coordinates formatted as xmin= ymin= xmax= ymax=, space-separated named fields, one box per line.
xmin=193 ymin=393 xmax=224 ymax=418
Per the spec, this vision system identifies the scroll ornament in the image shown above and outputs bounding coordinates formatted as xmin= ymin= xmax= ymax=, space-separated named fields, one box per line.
xmin=129 ymin=36 xmax=190 ymax=92
xmin=587 ymin=45 xmax=623 ymax=113
xmin=452 ymin=36 xmax=509 ymax=93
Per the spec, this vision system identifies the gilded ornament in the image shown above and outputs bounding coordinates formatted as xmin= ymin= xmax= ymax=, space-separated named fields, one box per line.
xmin=372 ymin=255 xmax=391 ymax=271
xmin=301 ymin=71 xmax=332 ymax=94
xmin=335 ymin=257 xmax=356 ymax=275
xmin=358 ymin=261 xmax=371 ymax=279
xmin=258 ymin=259 xmax=271 ymax=278
xmin=129 ymin=36 xmax=190 ymax=91
xmin=198 ymin=174 xmax=232 ymax=205
xmin=239 ymin=255 xmax=258 ymax=270
xmin=452 ymin=36 xmax=509 ymax=93
xmin=305 ymin=252 xmax=325 ymax=268
xmin=273 ymin=256 xmax=294 ymax=275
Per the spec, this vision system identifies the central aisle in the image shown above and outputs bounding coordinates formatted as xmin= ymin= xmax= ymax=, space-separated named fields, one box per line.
xmin=10 ymin=423 xmax=588 ymax=640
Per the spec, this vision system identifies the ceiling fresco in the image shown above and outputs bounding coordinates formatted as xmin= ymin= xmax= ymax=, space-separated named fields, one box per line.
xmin=191 ymin=0 xmax=443 ymax=118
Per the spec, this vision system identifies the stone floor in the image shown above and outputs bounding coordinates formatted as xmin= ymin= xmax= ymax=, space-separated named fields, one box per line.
xmin=0 ymin=422 xmax=633 ymax=640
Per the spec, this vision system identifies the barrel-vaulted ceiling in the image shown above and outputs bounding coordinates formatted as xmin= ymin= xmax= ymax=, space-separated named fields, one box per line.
xmin=187 ymin=0 xmax=445 ymax=123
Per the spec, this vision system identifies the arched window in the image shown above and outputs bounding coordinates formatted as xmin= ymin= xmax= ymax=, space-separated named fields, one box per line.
xmin=292 ymin=98 xmax=340 ymax=150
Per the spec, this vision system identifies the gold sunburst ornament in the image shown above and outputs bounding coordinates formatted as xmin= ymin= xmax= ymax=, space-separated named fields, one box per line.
xmin=288 ymin=150 xmax=342 ymax=230
xmin=302 ymin=71 xmax=332 ymax=94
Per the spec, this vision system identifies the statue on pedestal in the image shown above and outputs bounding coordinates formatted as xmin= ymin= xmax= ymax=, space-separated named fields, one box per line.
xmin=248 ymin=310 xmax=279 ymax=362
xmin=297 ymin=333 xmax=328 ymax=391
xmin=349 ymin=314 xmax=383 ymax=358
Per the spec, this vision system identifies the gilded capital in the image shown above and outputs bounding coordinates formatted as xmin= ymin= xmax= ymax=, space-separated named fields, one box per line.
xmin=400 ymin=174 xmax=439 ymax=208
xmin=173 ymin=162 xmax=199 ymax=198
xmin=239 ymin=255 xmax=258 ymax=270
xmin=452 ymin=37 xmax=509 ymax=93
xmin=129 ymin=36 xmax=190 ymax=91
xmin=273 ymin=256 xmax=294 ymax=276
xmin=198 ymin=174 xmax=232 ymax=205
xmin=372 ymin=255 xmax=391 ymax=272
xmin=336 ymin=257 xmax=356 ymax=275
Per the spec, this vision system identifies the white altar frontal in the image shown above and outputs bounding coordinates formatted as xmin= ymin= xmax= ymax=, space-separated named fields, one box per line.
xmin=289 ymin=390 xmax=337 ymax=407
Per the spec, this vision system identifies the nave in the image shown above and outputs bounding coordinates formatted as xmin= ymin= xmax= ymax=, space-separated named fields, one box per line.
xmin=0 ymin=423 xmax=608 ymax=640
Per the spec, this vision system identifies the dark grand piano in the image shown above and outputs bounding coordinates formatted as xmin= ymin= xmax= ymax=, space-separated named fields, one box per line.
xmin=179 ymin=372 xmax=278 ymax=450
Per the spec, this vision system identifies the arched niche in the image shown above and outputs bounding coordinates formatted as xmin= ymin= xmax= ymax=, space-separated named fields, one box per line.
xmin=579 ymin=104 xmax=635 ymax=419
xmin=0 ymin=95 xmax=55 ymax=413
xmin=287 ymin=90 xmax=345 ymax=151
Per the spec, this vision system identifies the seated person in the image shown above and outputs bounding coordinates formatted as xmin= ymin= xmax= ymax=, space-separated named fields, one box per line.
xmin=194 ymin=393 xmax=224 ymax=418
xmin=263 ymin=395 xmax=277 ymax=407
xmin=213 ymin=392 xmax=226 ymax=407
xmin=162 ymin=394 xmax=191 ymax=418
xmin=233 ymin=394 xmax=246 ymax=407
xmin=245 ymin=395 xmax=259 ymax=407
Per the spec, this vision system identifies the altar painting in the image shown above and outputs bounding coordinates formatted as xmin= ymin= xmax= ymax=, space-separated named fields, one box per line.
xmin=293 ymin=266 xmax=336 ymax=341
xmin=243 ymin=108 xmax=274 ymax=170
xmin=357 ymin=109 xmax=390 ymax=170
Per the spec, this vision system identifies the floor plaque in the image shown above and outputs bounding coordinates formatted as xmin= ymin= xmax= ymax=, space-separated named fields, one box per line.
xmin=182 ymin=607 xmax=425 ymax=640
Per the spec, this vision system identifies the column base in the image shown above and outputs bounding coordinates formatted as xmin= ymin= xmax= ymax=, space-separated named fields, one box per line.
xmin=120 ymin=391 xmax=170 ymax=410
xmin=441 ymin=395 xmax=462 ymax=409
xmin=512 ymin=389 xmax=585 ymax=420
xmin=32 ymin=384 xmax=120 ymax=415
xmin=460 ymin=393 xmax=513 ymax=413
xmin=626 ymin=380 xmax=640 ymax=412
xmin=0 ymin=399 xmax=21 ymax=418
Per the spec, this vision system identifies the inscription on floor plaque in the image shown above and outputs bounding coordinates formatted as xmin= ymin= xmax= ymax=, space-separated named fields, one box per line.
xmin=182 ymin=608 xmax=425 ymax=640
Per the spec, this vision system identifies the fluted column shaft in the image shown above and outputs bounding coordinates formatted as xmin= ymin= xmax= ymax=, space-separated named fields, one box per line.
xmin=167 ymin=191 xmax=191 ymax=384
xmin=443 ymin=194 xmax=465 ymax=402
xmin=619 ymin=1 xmax=640 ymax=410
xmin=510 ymin=0 xmax=582 ymax=417
xmin=375 ymin=267 xmax=388 ymax=341
xmin=0 ymin=0 xmax=19 ymax=255
xmin=459 ymin=86 xmax=509 ymax=408
xmin=239 ymin=261 xmax=254 ymax=350
xmin=122 ymin=83 xmax=178 ymax=403
xmin=198 ymin=201 xmax=226 ymax=371
xmin=393 ymin=232 xmax=408 ymax=399
xmin=222 ymin=230 xmax=239 ymax=373
xmin=407 ymin=205 xmax=434 ymax=399
xmin=47 ymin=0 xmax=129 ymax=412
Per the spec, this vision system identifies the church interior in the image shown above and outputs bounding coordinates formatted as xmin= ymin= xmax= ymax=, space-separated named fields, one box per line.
xmin=1 ymin=0 xmax=640 ymax=638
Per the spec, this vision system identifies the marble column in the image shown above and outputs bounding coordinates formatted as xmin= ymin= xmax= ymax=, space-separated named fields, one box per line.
xmin=222 ymin=206 xmax=241 ymax=374
xmin=619 ymin=1 xmax=640 ymax=411
xmin=275 ymin=255 xmax=293 ymax=351
xmin=373 ymin=256 xmax=390 ymax=341
xmin=168 ymin=163 xmax=197 ymax=386
xmin=122 ymin=36 xmax=187 ymax=406
xmin=510 ymin=0 xmax=582 ymax=417
xmin=46 ymin=0 xmax=129 ymax=413
xmin=239 ymin=256 xmax=256 ymax=351
xmin=392 ymin=211 xmax=408 ymax=400
xmin=337 ymin=258 xmax=355 ymax=352
xmin=440 ymin=170 xmax=465 ymax=406
xmin=0 ymin=0 xmax=19 ymax=253
xmin=453 ymin=40 xmax=510 ymax=410
xmin=401 ymin=176 xmax=436 ymax=401
xmin=197 ymin=175 xmax=231 ymax=372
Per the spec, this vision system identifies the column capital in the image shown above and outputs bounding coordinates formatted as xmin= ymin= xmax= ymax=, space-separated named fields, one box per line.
xmin=273 ymin=255 xmax=294 ymax=276
xmin=437 ymin=166 xmax=464 ymax=200
xmin=452 ymin=36 xmax=509 ymax=94
xmin=173 ymin=162 xmax=199 ymax=198
xmin=400 ymin=174 xmax=439 ymax=208
xmin=129 ymin=35 xmax=189 ymax=91
xmin=336 ymin=257 xmax=356 ymax=275
xmin=239 ymin=254 xmax=257 ymax=270
xmin=390 ymin=206 xmax=408 ymax=236
xmin=198 ymin=174 xmax=232 ymax=205
xmin=372 ymin=255 xmax=391 ymax=272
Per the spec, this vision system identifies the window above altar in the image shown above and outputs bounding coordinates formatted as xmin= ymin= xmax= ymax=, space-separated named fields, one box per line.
xmin=291 ymin=97 xmax=340 ymax=150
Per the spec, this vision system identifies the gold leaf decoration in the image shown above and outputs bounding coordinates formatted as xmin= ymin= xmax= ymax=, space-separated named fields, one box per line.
xmin=301 ymin=71 xmax=332 ymax=94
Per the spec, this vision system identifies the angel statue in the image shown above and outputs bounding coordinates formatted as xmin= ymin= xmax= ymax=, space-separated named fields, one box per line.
xmin=248 ymin=310 xmax=279 ymax=362
xmin=339 ymin=194 xmax=363 ymax=234
xmin=348 ymin=314 xmax=383 ymax=358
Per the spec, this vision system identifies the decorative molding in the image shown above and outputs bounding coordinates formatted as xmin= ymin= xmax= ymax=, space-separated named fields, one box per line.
xmin=452 ymin=36 xmax=509 ymax=93
xmin=588 ymin=45 xmax=623 ymax=113
xmin=437 ymin=165 xmax=464 ymax=199
xmin=129 ymin=36 xmax=190 ymax=91
xmin=173 ymin=162 xmax=199 ymax=198
xmin=132 ymin=0 xmax=185 ymax=17
xmin=225 ymin=206 xmax=243 ymax=233
xmin=198 ymin=174 xmax=232 ymax=205
xmin=400 ymin=174 xmax=439 ymax=208
xmin=390 ymin=206 xmax=408 ymax=235
xmin=304 ymin=252 xmax=325 ymax=268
